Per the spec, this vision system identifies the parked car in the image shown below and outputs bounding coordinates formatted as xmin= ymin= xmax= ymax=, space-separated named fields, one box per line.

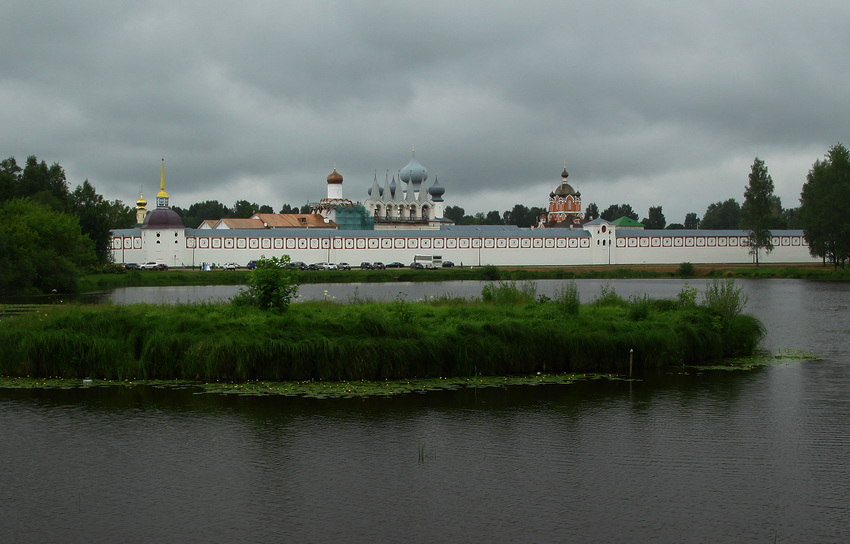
xmin=140 ymin=261 xmax=167 ymax=270
xmin=286 ymin=261 xmax=307 ymax=270
xmin=308 ymin=263 xmax=321 ymax=270
xmin=372 ymin=261 xmax=385 ymax=270
xmin=410 ymin=262 xmax=424 ymax=269
xmin=360 ymin=262 xmax=373 ymax=270
xmin=247 ymin=260 xmax=258 ymax=270
xmin=385 ymin=261 xmax=405 ymax=269
xmin=337 ymin=262 xmax=351 ymax=270
xmin=223 ymin=262 xmax=239 ymax=270
xmin=322 ymin=262 xmax=338 ymax=270
xmin=124 ymin=263 xmax=140 ymax=270
xmin=442 ymin=260 xmax=455 ymax=268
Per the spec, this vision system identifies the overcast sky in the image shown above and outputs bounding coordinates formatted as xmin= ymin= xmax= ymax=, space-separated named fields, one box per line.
xmin=2 ymin=1 xmax=848 ymax=224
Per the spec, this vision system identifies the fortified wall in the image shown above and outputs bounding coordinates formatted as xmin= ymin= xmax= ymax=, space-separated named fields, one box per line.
xmin=111 ymin=222 xmax=817 ymax=268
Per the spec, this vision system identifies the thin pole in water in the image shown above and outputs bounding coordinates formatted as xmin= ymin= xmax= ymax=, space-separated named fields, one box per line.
xmin=629 ymin=348 xmax=634 ymax=377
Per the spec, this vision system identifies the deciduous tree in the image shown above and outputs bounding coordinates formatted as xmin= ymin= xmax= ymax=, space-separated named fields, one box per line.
xmin=740 ymin=157 xmax=776 ymax=266
xmin=800 ymin=143 xmax=850 ymax=268
xmin=0 ymin=198 xmax=96 ymax=295
xmin=444 ymin=205 xmax=465 ymax=224
xmin=701 ymin=199 xmax=740 ymax=230
xmin=71 ymin=180 xmax=133 ymax=263
xmin=642 ymin=206 xmax=666 ymax=230
xmin=233 ymin=200 xmax=259 ymax=218
xmin=485 ymin=210 xmax=502 ymax=225
xmin=601 ymin=203 xmax=638 ymax=222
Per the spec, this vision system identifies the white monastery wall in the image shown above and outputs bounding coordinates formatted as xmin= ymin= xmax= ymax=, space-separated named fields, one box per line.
xmin=111 ymin=226 xmax=818 ymax=268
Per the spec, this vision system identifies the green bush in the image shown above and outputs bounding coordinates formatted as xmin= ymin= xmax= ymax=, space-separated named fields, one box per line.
xmin=591 ymin=284 xmax=626 ymax=307
xmin=628 ymin=294 xmax=651 ymax=321
xmin=677 ymin=283 xmax=699 ymax=307
xmin=677 ymin=262 xmax=695 ymax=276
xmin=481 ymin=265 xmax=501 ymax=280
xmin=232 ymin=255 xmax=299 ymax=313
xmin=703 ymin=278 xmax=748 ymax=317
xmin=553 ymin=281 xmax=581 ymax=315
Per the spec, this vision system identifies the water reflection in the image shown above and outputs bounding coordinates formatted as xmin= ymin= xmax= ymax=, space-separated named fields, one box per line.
xmin=3 ymin=361 xmax=849 ymax=542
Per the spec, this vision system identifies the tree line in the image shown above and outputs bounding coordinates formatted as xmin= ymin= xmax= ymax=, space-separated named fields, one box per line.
xmin=0 ymin=156 xmax=137 ymax=294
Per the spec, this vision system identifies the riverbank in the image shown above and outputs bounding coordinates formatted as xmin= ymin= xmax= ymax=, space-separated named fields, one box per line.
xmin=0 ymin=283 xmax=764 ymax=381
xmin=78 ymin=262 xmax=848 ymax=292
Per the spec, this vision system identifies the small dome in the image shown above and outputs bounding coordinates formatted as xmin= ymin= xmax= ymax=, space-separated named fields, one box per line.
xmin=327 ymin=168 xmax=343 ymax=184
xmin=141 ymin=208 xmax=185 ymax=229
xmin=428 ymin=177 xmax=445 ymax=202
xmin=561 ymin=168 xmax=569 ymax=180
xmin=136 ymin=193 xmax=147 ymax=207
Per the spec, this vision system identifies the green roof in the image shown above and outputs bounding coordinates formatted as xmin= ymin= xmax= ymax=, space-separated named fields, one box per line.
xmin=611 ymin=216 xmax=645 ymax=228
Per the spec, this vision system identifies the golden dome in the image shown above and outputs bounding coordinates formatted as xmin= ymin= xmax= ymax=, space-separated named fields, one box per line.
xmin=327 ymin=168 xmax=343 ymax=184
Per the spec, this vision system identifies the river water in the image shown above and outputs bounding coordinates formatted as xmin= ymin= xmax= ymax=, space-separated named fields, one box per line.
xmin=2 ymin=279 xmax=849 ymax=543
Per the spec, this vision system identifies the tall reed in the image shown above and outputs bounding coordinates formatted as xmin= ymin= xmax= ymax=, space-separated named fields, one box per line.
xmin=0 ymin=294 xmax=765 ymax=381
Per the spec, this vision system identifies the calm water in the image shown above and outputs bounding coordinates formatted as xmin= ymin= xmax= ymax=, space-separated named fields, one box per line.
xmin=2 ymin=280 xmax=849 ymax=543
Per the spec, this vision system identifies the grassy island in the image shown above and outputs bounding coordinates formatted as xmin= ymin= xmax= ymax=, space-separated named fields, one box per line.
xmin=0 ymin=279 xmax=764 ymax=382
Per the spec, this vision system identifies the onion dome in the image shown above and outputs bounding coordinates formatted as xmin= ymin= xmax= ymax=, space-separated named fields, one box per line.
xmin=553 ymin=167 xmax=576 ymax=196
xmin=553 ymin=183 xmax=576 ymax=197
xmin=136 ymin=190 xmax=147 ymax=208
xmin=141 ymin=208 xmax=184 ymax=229
xmin=389 ymin=175 xmax=397 ymax=198
xmin=428 ymin=177 xmax=445 ymax=202
xmin=399 ymin=149 xmax=428 ymax=189
xmin=327 ymin=168 xmax=343 ymax=184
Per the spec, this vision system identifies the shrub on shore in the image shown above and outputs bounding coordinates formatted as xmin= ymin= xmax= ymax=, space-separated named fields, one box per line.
xmin=231 ymin=256 xmax=299 ymax=313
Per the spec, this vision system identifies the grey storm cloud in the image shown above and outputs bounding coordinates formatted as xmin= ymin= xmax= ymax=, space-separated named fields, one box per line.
xmin=2 ymin=0 xmax=848 ymax=223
